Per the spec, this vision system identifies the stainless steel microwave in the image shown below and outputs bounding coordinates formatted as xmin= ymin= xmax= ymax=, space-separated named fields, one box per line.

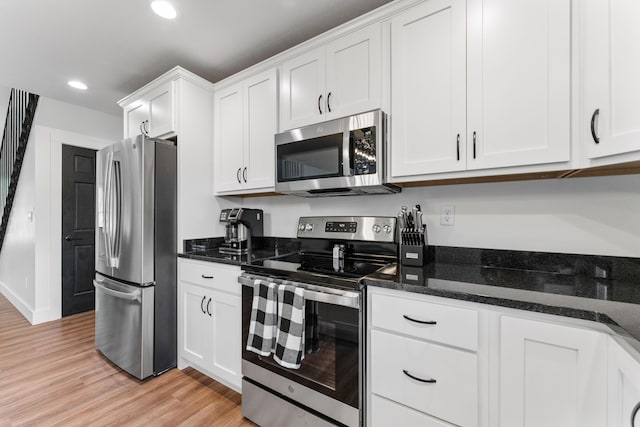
xmin=274 ymin=110 xmax=400 ymax=197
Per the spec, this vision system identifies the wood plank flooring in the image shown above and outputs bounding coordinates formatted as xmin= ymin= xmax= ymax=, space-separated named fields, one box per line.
xmin=0 ymin=294 xmax=255 ymax=426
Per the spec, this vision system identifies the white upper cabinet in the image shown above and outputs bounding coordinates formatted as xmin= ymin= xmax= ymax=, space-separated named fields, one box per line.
xmin=391 ymin=0 xmax=571 ymax=180
xmin=122 ymin=80 xmax=175 ymax=139
xmin=467 ymin=0 xmax=571 ymax=170
xmin=391 ymin=0 xmax=467 ymax=177
xmin=280 ymin=24 xmax=382 ymax=131
xmin=214 ymin=68 xmax=278 ymax=195
xmin=214 ymin=83 xmax=244 ymax=193
xmin=582 ymin=0 xmax=640 ymax=161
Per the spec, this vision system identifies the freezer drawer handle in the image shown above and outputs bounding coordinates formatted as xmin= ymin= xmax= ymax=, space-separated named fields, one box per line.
xmin=93 ymin=280 xmax=141 ymax=302
xmin=403 ymin=314 xmax=437 ymax=325
xmin=403 ymin=369 xmax=436 ymax=384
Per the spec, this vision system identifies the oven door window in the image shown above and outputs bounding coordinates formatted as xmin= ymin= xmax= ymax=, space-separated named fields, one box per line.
xmin=242 ymin=286 xmax=359 ymax=409
xmin=277 ymin=133 xmax=345 ymax=182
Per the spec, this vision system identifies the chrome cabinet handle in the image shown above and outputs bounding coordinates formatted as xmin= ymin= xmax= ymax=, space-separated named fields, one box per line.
xmin=456 ymin=134 xmax=460 ymax=161
xmin=403 ymin=369 xmax=437 ymax=383
xmin=201 ymin=275 xmax=213 ymax=279
xmin=473 ymin=131 xmax=477 ymax=159
xmin=236 ymin=168 xmax=241 ymax=183
xmin=243 ymin=167 xmax=247 ymax=183
xmin=591 ymin=108 xmax=600 ymax=144
xmin=327 ymin=92 xmax=332 ymax=113
xmin=403 ymin=314 xmax=437 ymax=325
xmin=200 ymin=296 xmax=206 ymax=314
xmin=318 ymin=94 xmax=323 ymax=114
xmin=206 ymin=298 xmax=212 ymax=316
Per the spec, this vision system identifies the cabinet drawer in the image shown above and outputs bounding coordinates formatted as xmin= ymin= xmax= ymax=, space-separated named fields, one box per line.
xmin=371 ymin=329 xmax=478 ymax=427
xmin=179 ymin=259 xmax=241 ymax=295
xmin=371 ymin=395 xmax=454 ymax=427
xmin=371 ymin=292 xmax=478 ymax=351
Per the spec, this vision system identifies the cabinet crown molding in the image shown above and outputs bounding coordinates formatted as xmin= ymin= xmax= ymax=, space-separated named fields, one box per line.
xmin=118 ymin=66 xmax=215 ymax=107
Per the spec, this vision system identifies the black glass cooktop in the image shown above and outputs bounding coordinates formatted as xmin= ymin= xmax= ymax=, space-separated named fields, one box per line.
xmin=243 ymin=252 xmax=394 ymax=290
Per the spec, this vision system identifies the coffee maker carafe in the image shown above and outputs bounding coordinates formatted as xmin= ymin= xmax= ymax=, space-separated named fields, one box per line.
xmin=219 ymin=208 xmax=264 ymax=254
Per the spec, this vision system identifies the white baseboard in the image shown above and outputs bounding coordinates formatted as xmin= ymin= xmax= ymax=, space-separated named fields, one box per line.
xmin=0 ymin=279 xmax=35 ymax=324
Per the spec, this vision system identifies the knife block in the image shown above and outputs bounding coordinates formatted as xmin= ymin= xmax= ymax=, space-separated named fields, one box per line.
xmin=399 ymin=226 xmax=428 ymax=266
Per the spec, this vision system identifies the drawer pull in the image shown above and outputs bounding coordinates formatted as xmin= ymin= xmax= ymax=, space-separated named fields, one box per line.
xmin=403 ymin=369 xmax=436 ymax=383
xmin=201 ymin=274 xmax=214 ymax=279
xmin=403 ymin=314 xmax=437 ymax=325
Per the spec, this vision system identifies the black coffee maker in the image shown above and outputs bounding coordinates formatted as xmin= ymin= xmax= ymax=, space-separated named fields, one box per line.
xmin=219 ymin=208 xmax=264 ymax=254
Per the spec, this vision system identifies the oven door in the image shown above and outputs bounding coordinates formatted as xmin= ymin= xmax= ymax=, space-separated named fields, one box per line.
xmin=240 ymin=274 xmax=361 ymax=427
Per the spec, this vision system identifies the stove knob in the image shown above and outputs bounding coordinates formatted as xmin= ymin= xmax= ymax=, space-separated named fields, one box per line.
xmin=372 ymin=224 xmax=381 ymax=233
xmin=298 ymin=223 xmax=305 ymax=231
xmin=383 ymin=224 xmax=392 ymax=234
xmin=305 ymin=223 xmax=314 ymax=232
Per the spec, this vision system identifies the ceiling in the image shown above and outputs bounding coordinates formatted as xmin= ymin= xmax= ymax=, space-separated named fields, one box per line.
xmin=0 ymin=0 xmax=393 ymax=116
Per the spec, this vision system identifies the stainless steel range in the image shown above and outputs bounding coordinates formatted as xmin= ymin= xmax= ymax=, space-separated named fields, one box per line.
xmin=239 ymin=216 xmax=397 ymax=427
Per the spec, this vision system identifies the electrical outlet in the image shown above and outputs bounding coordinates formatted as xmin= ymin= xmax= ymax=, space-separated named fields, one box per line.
xmin=440 ymin=205 xmax=455 ymax=226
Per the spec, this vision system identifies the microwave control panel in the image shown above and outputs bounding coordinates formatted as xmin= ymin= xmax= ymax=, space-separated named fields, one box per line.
xmin=351 ymin=126 xmax=376 ymax=175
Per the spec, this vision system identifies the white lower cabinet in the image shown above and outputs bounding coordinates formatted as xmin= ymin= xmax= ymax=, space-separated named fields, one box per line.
xmin=368 ymin=288 xmax=485 ymax=427
xmin=367 ymin=287 xmax=636 ymax=427
xmin=608 ymin=337 xmax=640 ymax=427
xmin=178 ymin=259 xmax=242 ymax=392
xmin=499 ymin=315 xmax=607 ymax=427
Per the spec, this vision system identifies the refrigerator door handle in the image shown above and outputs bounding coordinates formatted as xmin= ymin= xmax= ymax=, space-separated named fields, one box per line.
xmin=111 ymin=159 xmax=123 ymax=267
xmin=93 ymin=280 xmax=141 ymax=302
xmin=103 ymin=151 xmax=114 ymax=267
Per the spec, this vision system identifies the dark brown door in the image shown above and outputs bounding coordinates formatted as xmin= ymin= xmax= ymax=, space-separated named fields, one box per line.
xmin=62 ymin=144 xmax=97 ymax=316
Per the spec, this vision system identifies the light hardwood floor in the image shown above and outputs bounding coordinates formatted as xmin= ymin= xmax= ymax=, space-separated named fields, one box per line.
xmin=0 ymin=294 xmax=254 ymax=426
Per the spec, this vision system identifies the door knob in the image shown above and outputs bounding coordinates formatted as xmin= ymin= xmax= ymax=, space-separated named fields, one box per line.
xmin=64 ymin=235 xmax=75 ymax=241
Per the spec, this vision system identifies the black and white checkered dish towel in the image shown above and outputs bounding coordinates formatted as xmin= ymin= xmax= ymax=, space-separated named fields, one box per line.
xmin=274 ymin=284 xmax=306 ymax=369
xmin=246 ymin=280 xmax=277 ymax=356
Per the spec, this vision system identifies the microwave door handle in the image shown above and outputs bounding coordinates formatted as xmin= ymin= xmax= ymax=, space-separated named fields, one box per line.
xmin=343 ymin=131 xmax=352 ymax=176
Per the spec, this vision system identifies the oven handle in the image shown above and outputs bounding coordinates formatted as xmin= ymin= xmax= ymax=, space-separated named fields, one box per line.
xmin=238 ymin=273 xmax=360 ymax=309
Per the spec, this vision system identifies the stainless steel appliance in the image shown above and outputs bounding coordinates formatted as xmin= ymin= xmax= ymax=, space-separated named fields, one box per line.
xmin=275 ymin=110 xmax=400 ymax=197
xmin=219 ymin=208 xmax=264 ymax=254
xmin=240 ymin=216 xmax=397 ymax=426
xmin=94 ymin=134 xmax=177 ymax=380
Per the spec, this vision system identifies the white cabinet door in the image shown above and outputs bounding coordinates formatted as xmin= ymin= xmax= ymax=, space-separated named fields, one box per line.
xmin=178 ymin=282 xmax=212 ymax=368
xmin=582 ymin=0 xmax=640 ymax=160
xmin=608 ymin=338 xmax=640 ymax=427
xmin=325 ymin=24 xmax=382 ymax=120
xmin=214 ymin=83 xmax=244 ymax=193
xmin=124 ymin=100 xmax=148 ymax=139
xmin=467 ymin=0 xmax=571 ymax=170
xmin=210 ymin=289 xmax=242 ymax=390
xmin=390 ymin=0 xmax=467 ymax=177
xmin=244 ymin=69 xmax=278 ymax=191
xmin=147 ymin=80 xmax=175 ymax=138
xmin=280 ymin=47 xmax=326 ymax=131
xmin=499 ymin=315 xmax=607 ymax=427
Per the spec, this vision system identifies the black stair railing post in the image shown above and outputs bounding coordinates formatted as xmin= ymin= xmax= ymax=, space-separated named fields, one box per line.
xmin=0 ymin=88 xmax=39 ymax=253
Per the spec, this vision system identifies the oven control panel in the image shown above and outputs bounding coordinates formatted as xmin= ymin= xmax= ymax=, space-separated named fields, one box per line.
xmin=297 ymin=216 xmax=396 ymax=243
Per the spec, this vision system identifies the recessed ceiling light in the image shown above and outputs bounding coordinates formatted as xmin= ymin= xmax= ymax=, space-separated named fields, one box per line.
xmin=151 ymin=1 xmax=177 ymax=19
xmin=68 ymin=80 xmax=88 ymax=90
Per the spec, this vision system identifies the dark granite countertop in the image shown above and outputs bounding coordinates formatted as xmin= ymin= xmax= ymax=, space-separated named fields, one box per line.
xmin=179 ymin=239 xmax=640 ymax=351
xmin=364 ymin=256 xmax=640 ymax=352
xmin=178 ymin=237 xmax=299 ymax=267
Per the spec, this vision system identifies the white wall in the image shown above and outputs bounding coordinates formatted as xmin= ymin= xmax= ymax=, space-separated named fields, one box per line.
xmin=241 ymin=174 xmax=640 ymax=258
xmin=0 ymin=140 xmax=36 ymax=319
xmin=0 ymin=84 xmax=121 ymax=323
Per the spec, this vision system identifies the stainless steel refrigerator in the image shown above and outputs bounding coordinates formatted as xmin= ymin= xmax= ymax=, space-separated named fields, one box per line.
xmin=94 ymin=134 xmax=177 ymax=379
